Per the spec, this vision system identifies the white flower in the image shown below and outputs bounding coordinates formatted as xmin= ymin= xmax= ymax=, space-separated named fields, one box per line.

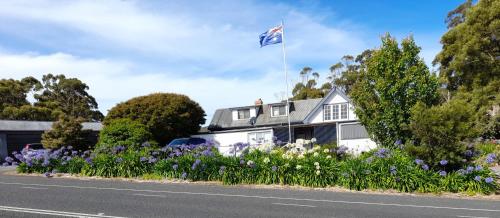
xmin=296 ymin=165 xmax=302 ymax=170
xmin=326 ymin=155 xmax=332 ymax=159
xmin=313 ymin=152 xmax=319 ymax=157
xmin=313 ymin=146 xmax=321 ymax=151
xmin=263 ymin=157 xmax=270 ymax=164
xmin=311 ymin=138 xmax=317 ymax=143
xmin=284 ymin=163 xmax=289 ymax=167
xmin=315 ymin=165 xmax=320 ymax=170
xmin=315 ymin=170 xmax=321 ymax=175
xmin=314 ymin=162 xmax=319 ymax=166
xmin=270 ymin=150 xmax=279 ymax=154
xmin=247 ymin=160 xmax=254 ymax=166
xmin=298 ymin=154 xmax=305 ymax=159
xmin=323 ymin=148 xmax=329 ymax=153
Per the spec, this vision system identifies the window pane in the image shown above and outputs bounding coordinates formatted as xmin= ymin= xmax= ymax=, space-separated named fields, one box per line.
xmin=324 ymin=105 xmax=331 ymax=120
xmin=332 ymin=104 xmax=339 ymax=120
xmin=279 ymin=106 xmax=286 ymax=115
xmin=341 ymin=104 xmax=348 ymax=119
xmin=238 ymin=109 xmax=250 ymax=119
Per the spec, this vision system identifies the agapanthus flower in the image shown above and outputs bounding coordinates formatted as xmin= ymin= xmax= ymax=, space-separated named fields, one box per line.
xmin=271 ymin=166 xmax=277 ymax=172
xmin=71 ymin=151 xmax=78 ymax=156
xmin=390 ymin=166 xmax=397 ymax=175
xmin=464 ymin=150 xmax=473 ymax=157
xmin=247 ymin=160 xmax=255 ymax=168
xmin=456 ymin=169 xmax=465 ymax=175
xmin=313 ymin=152 xmax=319 ymax=157
xmin=394 ymin=139 xmax=402 ymax=146
xmin=316 ymin=165 xmax=320 ymax=170
xmin=474 ymin=175 xmax=481 ymax=181
xmin=314 ymin=162 xmax=319 ymax=166
xmin=475 ymin=165 xmax=483 ymax=171
xmin=439 ymin=170 xmax=447 ymax=176
xmin=152 ymin=151 xmax=159 ymax=156
xmin=2 ymin=162 xmax=9 ymax=167
xmin=4 ymin=156 xmax=13 ymax=163
xmin=486 ymin=153 xmax=496 ymax=164
xmin=415 ymin=159 xmax=423 ymax=165
xmin=42 ymin=160 xmax=50 ymax=167
xmin=181 ymin=172 xmax=187 ymax=179
xmin=148 ymin=157 xmax=157 ymax=164
xmin=439 ymin=160 xmax=448 ymax=166
xmin=219 ymin=166 xmax=226 ymax=175
xmin=337 ymin=146 xmax=348 ymax=155
xmin=422 ymin=164 xmax=429 ymax=171
xmin=44 ymin=172 xmax=51 ymax=178
xmin=85 ymin=157 xmax=93 ymax=165
xmin=141 ymin=142 xmax=151 ymax=147
xmin=315 ymin=170 xmax=321 ymax=175
xmin=172 ymin=164 xmax=178 ymax=171
xmin=326 ymin=155 xmax=332 ymax=159
xmin=365 ymin=157 xmax=373 ymax=164
xmin=374 ymin=148 xmax=389 ymax=158
xmin=140 ymin=157 xmax=148 ymax=162
xmin=67 ymin=146 xmax=73 ymax=150
xmin=239 ymin=159 xmax=245 ymax=165
xmin=323 ymin=148 xmax=329 ymax=153
xmin=295 ymin=165 xmax=302 ymax=170
xmin=485 ymin=177 xmax=494 ymax=184
xmin=115 ymin=158 xmax=123 ymax=163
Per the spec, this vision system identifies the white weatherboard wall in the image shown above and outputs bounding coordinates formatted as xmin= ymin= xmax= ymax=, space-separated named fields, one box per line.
xmin=338 ymin=123 xmax=377 ymax=154
xmin=194 ymin=128 xmax=273 ymax=155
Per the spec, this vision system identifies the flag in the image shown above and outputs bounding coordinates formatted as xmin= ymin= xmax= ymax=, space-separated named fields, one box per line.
xmin=259 ymin=25 xmax=283 ymax=47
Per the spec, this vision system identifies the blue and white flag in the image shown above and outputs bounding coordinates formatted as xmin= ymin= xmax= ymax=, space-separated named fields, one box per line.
xmin=259 ymin=25 xmax=283 ymax=47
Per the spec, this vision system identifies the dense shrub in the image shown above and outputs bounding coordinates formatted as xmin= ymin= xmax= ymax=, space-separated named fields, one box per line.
xmin=104 ymin=93 xmax=206 ymax=145
xmin=96 ymin=118 xmax=153 ymax=152
xmin=41 ymin=115 xmax=89 ymax=150
xmin=6 ymin=141 xmax=497 ymax=195
xmin=406 ymin=100 xmax=477 ymax=169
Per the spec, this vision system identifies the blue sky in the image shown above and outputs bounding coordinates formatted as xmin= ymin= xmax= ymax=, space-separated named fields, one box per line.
xmin=0 ymin=0 xmax=462 ymax=123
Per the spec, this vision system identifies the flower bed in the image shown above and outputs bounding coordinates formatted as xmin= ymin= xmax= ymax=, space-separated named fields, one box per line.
xmin=3 ymin=142 xmax=498 ymax=195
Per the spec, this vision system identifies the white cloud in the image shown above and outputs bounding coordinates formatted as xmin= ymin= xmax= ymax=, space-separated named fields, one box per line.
xmin=0 ymin=51 xmax=286 ymax=123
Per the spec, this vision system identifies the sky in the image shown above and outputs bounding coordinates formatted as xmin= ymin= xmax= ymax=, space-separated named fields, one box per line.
xmin=0 ymin=0 xmax=463 ymax=124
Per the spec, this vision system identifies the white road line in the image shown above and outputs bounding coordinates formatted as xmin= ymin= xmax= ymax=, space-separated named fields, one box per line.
xmin=0 ymin=181 xmax=499 ymax=213
xmin=272 ymin=203 xmax=316 ymax=208
xmin=457 ymin=216 xmax=490 ymax=218
xmin=0 ymin=205 xmax=127 ymax=218
xmin=132 ymin=193 xmax=166 ymax=198
xmin=21 ymin=186 xmax=48 ymax=190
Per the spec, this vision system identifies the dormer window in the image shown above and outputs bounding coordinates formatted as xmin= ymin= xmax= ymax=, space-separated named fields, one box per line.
xmin=237 ymin=109 xmax=250 ymax=119
xmin=271 ymin=105 xmax=287 ymax=117
xmin=324 ymin=103 xmax=348 ymax=121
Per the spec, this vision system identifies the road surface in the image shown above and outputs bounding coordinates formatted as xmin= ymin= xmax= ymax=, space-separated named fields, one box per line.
xmin=0 ymin=167 xmax=499 ymax=218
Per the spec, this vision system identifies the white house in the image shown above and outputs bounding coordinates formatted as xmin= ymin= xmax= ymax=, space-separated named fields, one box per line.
xmin=194 ymin=88 xmax=377 ymax=155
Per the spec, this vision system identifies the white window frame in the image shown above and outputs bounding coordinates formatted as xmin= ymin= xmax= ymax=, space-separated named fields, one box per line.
xmin=324 ymin=103 xmax=348 ymax=121
xmin=271 ymin=105 xmax=287 ymax=117
xmin=247 ymin=131 xmax=272 ymax=145
xmin=237 ymin=109 xmax=250 ymax=120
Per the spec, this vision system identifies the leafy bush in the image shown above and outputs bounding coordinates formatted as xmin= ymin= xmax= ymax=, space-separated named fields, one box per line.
xmin=406 ymin=100 xmax=477 ymax=170
xmin=104 ymin=93 xmax=206 ymax=145
xmin=8 ymin=142 xmax=498 ymax=195
xmin=41 ymin=115 xmax=89 ymax=150
xmin=96 ymin=118 xmax=153 ymax=152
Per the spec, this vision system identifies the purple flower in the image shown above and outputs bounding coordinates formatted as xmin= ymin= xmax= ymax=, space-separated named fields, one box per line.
xmin=337 ymin=146 xmax=348 ymax=155
xmin=239 ymin=159 xmax=245 ymax=165
xmin=152 ymin=151 xmax=159 ymax=156
xmin=475 ymin=165 xmax=483 ymax=171
xmin=140 ymin=157 xmax=148 ymax=162
xmin=464 ymin=150 xmax=473 ymax=157
xmin=486 ymin=153 xmax=496 ymax=164
xmin=219 ymin=166 xmax=226 ymax=175
xmin=4 ymin=156 xmax=13 ymax=163
xmin=42 ymin=160 xmax=50 ymax=167
xmin=71 ymin=151 xmax=78 ymax=156
xmin=390 ymin=166 xmax=397 ymax=175
xmin=415 ymin=159 xmax=423 ymax=165
xmin=457 ymin=169 xmax=465 ymax=175
xmin=439 ymin=170 xmax=447 ymax=176
xmin=148 ymin=157 xmax=157 ymax=164
xmin=485 ymin=177 xmax=494 ymax=184
xmin=181 ymin=172 xmax=187 ymax=179
xmin=115 ymin=158 xmax=123 ymax=163
xmin=422 ymin=164 xmax=429 ymax=171
xmin=439 ymin=160 xmax=448 ymax=166
xmin=394 ymin=139 xmax=402 ymax=146
xmin=2 ymin=162 xmax=9 ymax=167
xmin=474 ymin=175 xmax=481 ymax=182
xmin=365 ymin=157 xmax=373 ymax=164
xmin=172 ymin=164 xmax=178 ymax=171
xmin=466 ymin=166 xmax=474 ymax=173
xmin=271 ymin=166 xmax=277 ymax=172
xmin=374 ymin=148 xmax=389 ymax=158
xmin=141 ymin=142 xmax=151 ymax=147
xmin=85 ymin=157 xmax=92 ymax=165
xmin=201 ymin=149 xmax=213 ymax=157
xmin=44 ymin=172 xmax=51 ymax=178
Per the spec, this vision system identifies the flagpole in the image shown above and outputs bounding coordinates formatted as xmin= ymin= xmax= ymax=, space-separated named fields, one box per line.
xmin=281 ymin=20 xmax=292 ymax=143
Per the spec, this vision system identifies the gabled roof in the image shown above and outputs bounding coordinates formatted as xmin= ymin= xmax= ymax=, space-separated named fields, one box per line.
xmin=0 ymin=120 xmax=102 ymax=131
xmin=208 ymin=98 xmax=322 ymax=130
xmin=303 ymin=87 xmax=351 ymax=124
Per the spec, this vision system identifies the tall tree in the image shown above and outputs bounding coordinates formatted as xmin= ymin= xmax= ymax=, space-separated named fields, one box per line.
xmin=333 ymin=50 xmax=373 ymax=95
xmin=350 ymin=34 xmax=439 ymax=147
xmin=0 ymin=77 xmax=40 ymax=111
xmin=434 ymin=0 xmax=499 ymax=91
xmin=35 ymin=74 xmax=103 ymax=121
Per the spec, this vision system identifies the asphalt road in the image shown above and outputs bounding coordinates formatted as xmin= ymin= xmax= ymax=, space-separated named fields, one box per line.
xmin=0 ymin=167 xmax=499 ymax=218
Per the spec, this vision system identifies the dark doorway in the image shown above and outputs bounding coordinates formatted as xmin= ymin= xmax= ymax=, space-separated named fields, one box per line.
xmin=294 ymin=127 xmax=314 ymax=141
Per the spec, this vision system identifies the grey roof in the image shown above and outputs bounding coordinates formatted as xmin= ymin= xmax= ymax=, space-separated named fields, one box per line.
xmin=0 ymin=120 xmax=102 ymax=131
xmin=208 ymin=98 xmax=322 ymax=130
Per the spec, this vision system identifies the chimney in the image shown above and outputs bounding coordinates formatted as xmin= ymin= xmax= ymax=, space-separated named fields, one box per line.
xmin=254 ymin=98 xmax=263 ymax=106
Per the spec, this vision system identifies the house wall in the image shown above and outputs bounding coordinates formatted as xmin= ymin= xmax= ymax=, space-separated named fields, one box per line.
xmin=309 ymin=93 xmax=357 ymax=124
xmin=194 ymin=128 xmax=273 ymax=156
xmin=338 ymin=122 xmax=377 ymax=154
xmin=0 ymin=133 xmax=7 ymax=163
